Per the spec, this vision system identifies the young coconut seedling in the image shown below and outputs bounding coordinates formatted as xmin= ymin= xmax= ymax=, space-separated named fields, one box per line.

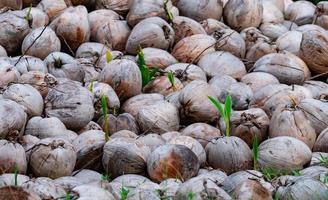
xmin=261 ymin=168 xmax=301 ymax=181
xmin=318 ymin=154 xmax=328 ymax=167
xmin=164 ymin=0 xmax=174 ymax=23
xmin=106 ymin=50 xmax=113 ymax=63
xmin=24 ymin=4 xmax=33 ymax=22
xmin=167 ymin=71 xmax=177 ymax=92
xmin=187 ymin=192 xmax=195 ymax=200
xmin=208 ymin=95 xmax=232 ymax=136
xmin=101 ymin=95 xmax=110 ymax=142
xmin=137 ymin=47 xmax=159 ymax=88
xmin=252 ymin=136 xmax=259 ymax=171
xmin=13 ymin=165 xmax=18 ymax=186
xmin=119 ymin=186 xmax=129 ymax=200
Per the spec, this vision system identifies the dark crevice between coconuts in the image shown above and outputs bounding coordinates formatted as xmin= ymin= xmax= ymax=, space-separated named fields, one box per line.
xmin=54 ymin=58 xmax=63 ymax=68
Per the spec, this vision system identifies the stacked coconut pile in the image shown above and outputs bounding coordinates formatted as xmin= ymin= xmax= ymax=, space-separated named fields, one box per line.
xmin=1 ymin=0 xmax=328 ymax=199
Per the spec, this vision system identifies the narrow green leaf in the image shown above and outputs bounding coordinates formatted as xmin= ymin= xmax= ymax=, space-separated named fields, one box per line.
xmin=208 ymin=96 xmax=225 ymax=117
xmin=101 ymin=95 xmax=109 ymax=141
xmin=106 ymin=50 xmax=113 ymax=63
xmin=120 ymin=186 xmax=129 ymax=200
xmin=252 ymin=136 xmax=259 ymax=170
xmin=164 ymin=0 xmax=174 ymax=23
xmin=14 ymin=165 xmax=18 ymax=186
xmin=150 ymin=67 xmax=159 ymax=79
xmin=88 ymin=81 xmax=94 ymax=93
xmin=225 ymin=94 xmax=232 ymax=119
xmin=137 ymin=47 xmax=146 ymax=67
xmin=24 ymin=4 xmax=32 ymax=22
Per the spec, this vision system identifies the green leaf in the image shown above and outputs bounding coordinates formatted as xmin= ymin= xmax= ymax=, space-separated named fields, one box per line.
xmin=106 ymin=50 xmax=113 ymax=63
xmin=208 ymin=96 xmax=225 ymax=117
xmin=137 ymin=47 xmax=158 ymax=88
xmin=88 ymin=81 xmax=94 ymax=93
xmin=164 ymin=0 xmax=174 ymax=22
xmin=167 ymin=71 xmax=175 ymax=85
xmin=252 ymin=136 xmax=259 ymax=170
xmin=24 ymin=4 xmax=32 ymax=22
xmin=225 ymin=94 xmax=232 ymax=119
xmin=120 ymin=186 xmax=129 ymax=200
xmin=137 ymin=47 xmax=146 ymax=67
xmin=101 ymin=95 xmax=109 ymax=141
xmin=14 ymin=165 xmax=18 ymax=186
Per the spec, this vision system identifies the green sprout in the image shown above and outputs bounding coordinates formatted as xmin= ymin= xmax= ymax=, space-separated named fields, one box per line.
xmin=101 ymin=95 xmax=109 ymax=142
xmin=261 ymin=168 xmax=301 ymax=181
xmin=101 ymin=173 xmax=110 ymax=181
xmin=167 ymin=71 xmax=176 ymax=92
xmin=13 ymin=165 xmax=18 ymax=186
xmin=65 ymin=193 xmax=72 ymax=200
xmin=120 ymin=186 xmax=129 ymax=200
xmin=318 ymin=154 xmax=328 ymax=167
xmin=187 ymin=192 xmax=195 ymax=200
xmin=24 ymin=4 xmax=32 ymax=22
xmin=323 ymin=173 xmax=328 ymax=184
xmin=137 ymin=47 xmax=159 ymax=88
xmin=164 ymin=0 xmax=174 ymax=23
xmin=106 ymin=50 xmax=113 ymax=63
xmin=252 ymin=136 xmax=259 ymax=171
xmin=208 ymin=95 xmax=232 ymax=136
xmin=88 ymin=81 xmax=94 ymax=93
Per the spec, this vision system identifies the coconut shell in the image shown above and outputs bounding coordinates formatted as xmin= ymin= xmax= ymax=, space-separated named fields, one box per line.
xmin=258 ymin=136 xmax=312 ymax=170
xmin=198 ymin=51 xmax=246 ymax=80
xmin=99 ymin=59 xmax=142 ymax=101
xmin=232 ymin=179 xmax=273 ymax=200
xmin=0 ymin=186 xmax=41 ymax=200
xmin=299 ymin=30 xmax=328 ymax=74
xmin=181 ymin=123 xmax=222 ymax=148
xmin=313 ymin=128 xmax=328 ymax=153
xmin=178 ymin=80 xmax=219 ymax=123
xmin=262 ymin=0 xmax=284 ymax=24
xmin=205 ymin=136 xmax=253 ymax=174
xmin=315 ymin=2 xmax=328 ymax=29
xmin=71 ymin=185 xmax=115 ymax=200
xmin=0 ymin=45 xmax=7 ymax=57
xmin=303 ymin=80 xmax=328 ymax=101
xmin=23 ymin=7 xmax=49 ymax=29
xmin=75 ymin=42 xmax=110 ymax=62
xmin=212 ymin=29 xmax=246 ymax=58
xmin=245 ymin=41 xmax=277 ymax=70
xmin=112 ymin=174 xmax=152 ymax=188
xmin=159 ymin=178 xmax=182 ymax=198
xmin=126 ymin=189 xmax=160 ymax=200
xmin=25 ymin=116 xmax=67 ymax=139
xmin=53 ymin=176 xmax=81 ymax=192
xmin=102 ymin=137 xmax=150 ymax=178
xmin=172 ymin=34 xmax=216 ymax=63
xmin=147 ymin=144 xmax=200 ymax=182
xmin=137 ymin=48 xmax=177 ymax=70
xmin=276 ymin=31 xmax=302 ymax=56
xmin=0 ymin=140 xmax=27 ymax=174
xmin=98 ymin=113 xmax=140 ymax=135
xmin=95 ymin=0 xmax=133 ymax=15
xmin=126 ymin=17 xmax=174 ymax=55
xmin=208 ymin=75 xmax=237 ymax=99
xmin=45 ymin=79 xmax=94 ymax=131
xmin=73 ymin=169 xmax=102 ymax=184
xmin=36 ymin=0 xmax=68 ymax=21
xmin=259 ymin=22 xmax=289 ymax=40
xmin=0 ymin=0 xmax=22 ymax=10
xmin=240 ymin=27 xmax=271 ymax=50
xmin=200 ymin=18 xmax=230 ymax=35
xmin=21 ymin=177 xmax=66 ymax=199
xmin=19 ymin=135 xmax=39 ymax=163
xmin=253 ymin=52 xmax=311 ymax=85
xmin=285 ymin=1 xmax=316 ymax=25
xmin=172 ymin=16 xmax=207 ymax=43
xmin=0 ymin=173 xmax=30 ymax=187
xmin=241 ymin=72 xmax=280 ymax=92
xmin=143 ymin=75 xmax=183 ymax=96
xmin=137 ymin=101 xmax=180 ymax=134
xmin=165 ymin=63 xmax=207 ymax=86
xmin=172 ymin=0 xmax=223 ymax=21
xmin=136 ymin=134 xmax=165 ymax=151
xmin=223 ymin=0 xmax=263 ymax=31
xmin=10 ymin=56 xmax=47 ymax=74
xmin=50 ymin=6 xmax=90 ymax=52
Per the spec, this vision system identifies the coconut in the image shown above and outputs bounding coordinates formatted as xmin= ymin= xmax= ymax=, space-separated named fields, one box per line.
xmin=205 ymin=136 xmax=252 ymax=174
xmin=310 ymin=152 xmax=328 ymax=166
xmin=232 ymin=179 xmax=273 ymax=200
xmin=98 ymin=113 xmax=140 ymax=135
xmin=50 ymin=6 xmax=90 ymax=52
xmin=299 ymin=30 xmax=328 ymax=74
xmin=0 ymin=0 xmax=22 ymax=10
xmin=137 ymin=101 xmax=179 ymax=134
xmin=102 ymin=137 xmax=150 ymax=178
xmin=198 ymin=51 xmax=246 ymax=80
xmin=313 ymin=128 xmax=328 ymax=153
xmin=112 ymin=174 xmax=152 ymax=188
xmin=73 ymin=169 xmax=102 ymax=184
xmin=95 ymin=0 xmax=133 ymax=15
xmin=72 ymin=130 xmax=105 ymax=170
xmin=178 ymin=80 xmax=219 ymax=123
xmin=137 ymin=48 xmax=177 ymax=70
xmin=259 ymin=22 xmax=289 ymax=40
xmin=19 ymin=134 xmax=39 ymax=163
xmin=315 ymin=2 xmax=328 ymax=29
xmin=0 ymin=140 xmax=27 ymax=174
xmin=220 ymin=108 xmax=269 ymax=147
xmin=168 ymin=135 xmax=206 ymax=166
xmin=164 ymin=63 xmax=207 ymax=86
xmin=197 ymin=169 xmax=228 ymax=185
xmin=276 ymin=31 xmax=302 ymax=56
xmin=253 ymin=52 xmax=311 ymax=85
xmin=99 ymin=59 xmax=142 ymax=101
xmin=172 ymin=16 xmax=207 ymax=43
xmin=136 ymin=134 xmax=165 ymax=151
xmin=18 ymin=72 xmax=57 ymax=98
xmin=208 ymin=75 xmax=237 ymax=99
xmin=173 ymin=0 xmax=223 ymax=21
xmin=77 ymin=58 xmax=101 ymax=84
xmin=45 ymin=79 xmax=94 ymax=131
xmin=172 ymin=34 xmax=216 ymax=63
xmin=240 ymin=27 xmax=271 ymax=50
xmin=285 ymin=1 xmax=316 ymax=26
xmin=147 ymin=144 xmax=200 ymax=182
xmin=200 ymin=18 xmax=230 ymax=35
xmin=78 ymin=121 xmax=102 ymax=134
xmin=143 ymin=75 xmax=183 ymax=96
xmin=88 ymin=9 xmax=120 ymax=39
xmin=71 ymin=185 xmax=115 ymax=200
xmin=0 ymin=99 xmax=27 ymax=139
xmin=296 ymin=24 xmax=326 ymax=33
xmin=122 ymin=93 xmax=165 ymax=118
xmin=258 ymin=136 xmax=312 ymax=170
xmin=21 ymin=27 xmax=60 ymax=60
xmin=0 ymin=173 xmax=30 ymax=187
xmin=269 ymin=106 xmax=316 ymax=149
xmin=0 ymin=186 xmax=41 ymax=200
xmin=173 ymin=176 xmax=231 ymax=200
xmin=299 ymin=98 xmax=328 ymax=134
xmin=300 ymin=165 xmax=328 ymax=179
xmin=241 ymin=72 xmax=280 ymax=92
xmin=303 ymin=80 xmax=328 ymax=101
xmin=223 ymin=0 xmax=263 ymax=31
xmin=36 ymin=0 xmax=68 ymax=21
xmin=53 ymin=176 xmax=81 ymax=192
xmin=126 ymin=17 xmax=174 ymax=55
xmin=21 ymin=177 xmax=66 ymax=199
xmin=0 ymin=10 xmax=30 ymax=55
xmin=244 ymin=41 xmax=277 ymax=70
xmin=158 ymin=178 xmax=182 ymax=198
xmin=262 ymin=0 xmax=284 ymax=24
xmin=181 ymin=123 xmax=222 ymax=148
xmin=10 ymin=56 xmax=47 ymax=74
xmin=0 ymin=45 xmax=7 ymax=57
xmin=75 ymin=42 xmax=110 ymax=62
xmin=44 ymin=52 xmax=85 ymax=82
xmin=212 ymin=29 xmax=246 ymax=58
xmin=25 ymin=116 xmax=67 ymax=139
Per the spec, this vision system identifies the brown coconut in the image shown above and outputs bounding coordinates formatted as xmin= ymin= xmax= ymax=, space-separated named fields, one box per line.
xmin=241 ymin=72 xmax=280 ymax=92
xmin=143 ymin=75 xmax=183 ymax=96
xmin=164 ymin=63 xmax=207 ymax=86
xmin=0 ymin=186 xmax=41 ymax=200
xmin=98 ymin=113 xmax=140 ymax=135
xmin=0 ymin=140 xmax=27 ymax=174
xmin=313 ymin=128 xmax=328 ymax=152
xmin=25 ymin=116 xmax=67 ymax=139
xmin=23 ymin=7 xmax=49 ymax=29
xmin=276 ymin=31 xmax=302 ymax=56
xmin=0 ymin=0 xmax=22 ymax=10
xmin=10 ymin=56 xmax=47 ymax=75
xmin=200 ymin=18 xmax=229 ymax=35
xmin=172 ymin=16 xmax=207 ymax=43
xmin=212 ymin=29 xmax=246 ymax=58
xmin=232 ymin=179 xmax=273 ymax=200
xmin=136 ymin=48 xmax=177 ymax=70
xmin=285 ymin=1 xmax=316 ymax=26
xmin=95 ymin=0 xmax=133 ymax=15
xmin=36 ymin=0 xmax=68 ymax=21
xmin=315 ymin=2 xmax=328 ymax=29
xmin=21 ymin=177 xmax=66 ymax=199
xmin=303 ymin=80 xmax=328 ymax=100
xmin=136 ymin=134 xmax=166 ymax=151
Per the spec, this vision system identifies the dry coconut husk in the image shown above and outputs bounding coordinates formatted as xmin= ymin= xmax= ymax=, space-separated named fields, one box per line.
xmin=205 ymin=136 xmax=252 ymax=174
xmin=212 ymin=29 xmax=246 ymax=58
xmin=0 ymin=61 xmax=19 ymax=87
xmin=164 ymin=63 xmax=207 ymax=86
xmin=0 ymin=186 xmax=41 ymax=200
xmin=36 ymin=0 xmax=68 ymax=21
xmin=172 ymin=16 xmax=207 ymax=43
xmin=276 ymin=31 xmax=302 ymax=56
xmin=314 ymin=2 xmax=328 ymax=29
xmin=19 ymin=134 xmax=39 ymax=163
xmin=209 ymin=75 xmax=237 ymax=99
xmin=29 ymin=138 xmax=77 ymax=179
xmin=98 ymin=113 xmax=140 ymax=135
xmin=285 ymin=1 xmax=316 ymax=25
xmin=102 ymin=137 xmax=150 ymax=178
xmin=0 ymin=140 xmax=27 ymax=174
xmin=178 ymin=80 xmax=219 ymax=124
xmin=75 ymin=42 xmax=110 ymax=62
xmin=137 ymin=48 xmax=177 ymax=70
xmin=200 ymin=18 xmax=229 ymax=35
xmin=253 ymin=52 xmax=311 ymax=85
xmin=262 ymin=0 xmax=284 ymax=24
xmin=126 ymin=189 xmax=161 ymax=200
xmin=259 ymin=22 xmax=289 ymax=40
xmin=126 ymin=17 xmax=174 ymax=55
xmin=95 ymin=0 xmax=133 ymax=15
xmin=172 ymin=0 xmax=223 ymax=22
xmin=313 ymin=128 xmax=328 ymax=152
xmin=21 ymin=177 xmax=66 ymax=199
xmin=303 ymin=80 xmax=328 ymax=101
xmin=137 ymin=101 xmax=179 ymax=134
xmin=158 ymin=178 xmax=182 ymax=198
xmin=23 ymin=7 xmax=49 ymax=29
xmin=0 ymin=45 xmax=7 ymax=57
xmin=172 ymin=34 xmax=216 ymax=63
xmin=198 ymin=51 xmax=246 ymax=80
xmin=71 ymin=185 xmax=115 ymax=200
xmin=99 ymin=59 xmax=142 ymax=101
xmin=147 ymin=144 xmax=200 ymax=182
xmin=220 ymin=108 xmax=270 ymax=147
xmin=223 ymin=0 xmax=263 ymax=31
xmin=231 ymin=179 xmax=273 ymax=200
xmin=10 ymin=56 xmax=47 ymax=75
xmin=45 ymin=79 xmax=94 ymax=130
xmin=0 ymin=0 xmax=22 ymax=10
xmin=299 ymin=30 xmax=328 ymax=74
xmin=241 ymin=72 xmax=280 ymax=92
xmin=136 ymin=134 xmax=165 ymax=151
xmin=181 ymin=123 xmax=222 ymax=148
xmin=245 ymin=41 xmax=277 ymax=70
xmin=258 ymin=136 xmax=312 ymax=170
xmin=0 ymin=173 xmax=30 ymax=187
xmin=143 ymin=75 xmax=183 ymax=96
xmin=25 ymin=116 xmax=67 ymax=139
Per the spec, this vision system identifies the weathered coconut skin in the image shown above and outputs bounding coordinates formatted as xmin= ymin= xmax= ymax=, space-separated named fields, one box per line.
xmin=165 ymin=63 xmax=207 ymax=86
xmin=147 ymin=144 xmax=200 ymax=182
xmin=98 ymin=113 xmax=140 ymax=135
xmin=36 ymin=0 xmax=68 ymax=21
xmin=0 ymin=140 xmax=27 ymax=174
xmin=313 ymin=128 xmax=328 ymax=152
xmin=23 ymin=7 xmax=49 ymax=29
xmin=232 ymin=179 xmax=273 ymax=200
xmin=9 ymin=56 xmax=47 ymax=75
xmin=137 ymin=48 xmax=177 ymax=70
xmin=25 ymin=116 xmax=67 ymax=139
xmin=200 ymin=18 xmax=229 ymax=35
xmin=285 ymin=1 xmax=316 ymax=26
xmin=205 ymin=136 xmax=253 ymax=174
xmin=136 ymin=134 xmax=165 ymax=151
xmin=143 ymin=75 xmax=183 ymax=96
xmin=0 ymin=0 xmax=23 ymax=10
xmin=213 ymin=29 xmax=246 ymax=58
xmin=95 ymin=0 xmax=133 ymax=15
xmin=241 ymin=72 xmax=280 ymax=92
xmin=303 ymin=80 xmax=328 ymax=101
xmin=172 ymin=16 xmax=207 ymax=43
xmin=21 ymin=177 xmax=66 ymax=199
xmin=315 ymin=2 xmax=328 ymax=29
xmin=45 ymin=79 xmax=94 ymax=131
xmin=0 ymin=186 xmax=41 ymax=200
xmin=258 ymin=136 xmax=312 ymax=170
xmin=0 ymin=173 xmax=30 ymax=187
xmin=71 ymin=185 xmax=116 ymax=200
xmin=276 ymin=31 xmax=302 ymax=56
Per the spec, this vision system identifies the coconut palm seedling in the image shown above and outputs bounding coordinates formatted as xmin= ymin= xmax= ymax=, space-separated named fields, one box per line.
xmin=261 ymin=168 xmax=301 ymax=181
xmin=65 ymin=193 xmax=72 ymax=200
xmin=252 ymin=136 xmax=259 ymax=171
xmin=13 ymin=165 xmax=18 ymax=186
xmin=106 ymin=50 xmax=113 ymax=63
xmin=167 ymin=71 xmax=177 ymax=92
xmin=24 ymin=4 xmax=33 ymax=22
xmin=187 ymin=192 xmax=195 ymax=200
xmin=318 ymin=154 xmax=328 ymax=167
xmin=164 ymin=0 xmax=174 ymax=23
xmin=120 ymin=186 xmax=129 ymax=200
xmin=137 ymin=47 xmax=159 ymax=88
xmin=101 ymin=95 xmax=110 ymax=142
xmin=208 ymin=95 xmax=232 ymax=136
